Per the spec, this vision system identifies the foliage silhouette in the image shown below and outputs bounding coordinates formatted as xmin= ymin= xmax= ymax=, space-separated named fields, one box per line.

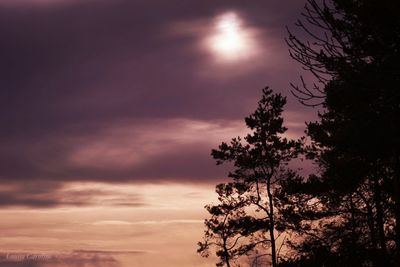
xmin=282 ymin=0 xmax=400 ymax=266
xmin=198 ymin=88 xmax=302 ymax=267
xmin=199 ymin=0 xmax=400 ymax=266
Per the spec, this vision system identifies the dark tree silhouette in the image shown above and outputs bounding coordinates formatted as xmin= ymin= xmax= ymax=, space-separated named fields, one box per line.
xmin=198 ymin=183 xmax=266 ymax=267
xmin=283 ymin=0 xmax=400 ymax=266
xmin=198 ymin=88 xmax=302 ymax=267
xmin=199 ymin=1 xmax=400 ymax=266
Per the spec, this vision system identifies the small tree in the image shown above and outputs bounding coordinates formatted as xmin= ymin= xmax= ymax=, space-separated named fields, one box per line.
xmin=198 ymin=87 xmax=302 ymax=267
xmin=198 ymin=183 xmax=263 ymax=267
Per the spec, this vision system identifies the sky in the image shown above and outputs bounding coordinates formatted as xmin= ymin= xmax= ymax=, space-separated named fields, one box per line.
xmin=0 ymin=0 xmax=316 ymax=266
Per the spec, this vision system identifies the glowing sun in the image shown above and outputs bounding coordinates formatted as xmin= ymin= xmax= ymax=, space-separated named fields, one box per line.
xmin=206 ymin=12 xmax=257 ymax=62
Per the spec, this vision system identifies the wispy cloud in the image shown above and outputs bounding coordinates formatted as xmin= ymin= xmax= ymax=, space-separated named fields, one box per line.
xmin=0 ymin=250 xmax=123 ymax=267
xmin=0 ymin=182 xmax=145 ymax=208
xmin=93 ymin=219 xmax=203 ymax=226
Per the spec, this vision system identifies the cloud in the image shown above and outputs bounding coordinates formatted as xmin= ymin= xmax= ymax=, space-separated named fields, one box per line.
xmin=0 ymin=0 xmax=314 ymax=206
xmin=72 ymin=250 xmax=145 ymax=255
xmin=0 ymin=251 xmax=122 ymax=267
xmin=92 ymin=220 xmax=133 ymax=226
xmin=0 ymin=0 xmax=307 ymax=130
xmin=0 ymin=115 xmax=307 ymax=207
xmin=0 ymin=181 xmax=144 ymax=207
xmin=92 ymin=219 xmax=203 ymax=226
xmin=0 ymin=119 xmax=242 ymax=183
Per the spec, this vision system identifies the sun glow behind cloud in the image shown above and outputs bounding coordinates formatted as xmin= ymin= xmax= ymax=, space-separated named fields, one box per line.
xmin=0 ymin=0 xmax=316 ymax=266
xmin=206 ymin=12 xmax=259 ymax=62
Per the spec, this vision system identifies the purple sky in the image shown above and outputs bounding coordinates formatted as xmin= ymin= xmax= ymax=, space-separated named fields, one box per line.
xmin=0 ymin=1 xmax=322 ymax=266
xmin=0 ymin=0 xmax=314 ymax=194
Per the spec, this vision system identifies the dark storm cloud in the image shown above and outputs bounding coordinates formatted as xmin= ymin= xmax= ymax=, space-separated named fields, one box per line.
xmin=0 ymin=0 xmax=312 ymax=201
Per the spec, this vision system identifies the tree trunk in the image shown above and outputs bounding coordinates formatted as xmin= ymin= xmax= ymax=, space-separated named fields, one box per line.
xmin=372 ymin=174 xmax=388 ymax=263
xmin=349 ymin=195 xmax=358 ymax=262
xmin=394 ymin=154 xmax=400 ymax=267
xmin=364 ymin=193 xmax=378 ymax=267
xmin=223 ymin=238 xmax=232 ymax=267
xmin=267 ymin=178 xmax=277 ymax=267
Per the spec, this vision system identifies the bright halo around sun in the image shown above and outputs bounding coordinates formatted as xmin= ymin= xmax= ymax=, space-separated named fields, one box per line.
xmin=206 ymin=12 xmax=258 ymax=62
